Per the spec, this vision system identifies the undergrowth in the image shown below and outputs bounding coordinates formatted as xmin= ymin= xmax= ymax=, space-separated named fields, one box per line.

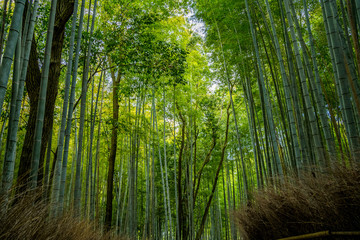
xmin=0 ymin=191 xmax=127 ymax=240
xmin=234 ymin=164 xmax=360 ymax=239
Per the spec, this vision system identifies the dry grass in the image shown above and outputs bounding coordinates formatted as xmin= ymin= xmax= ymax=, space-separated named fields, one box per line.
xmin=234 ymin=164 xmax=360 ymax=240
xmin=0 ymin=191 xmax=127 ymax=240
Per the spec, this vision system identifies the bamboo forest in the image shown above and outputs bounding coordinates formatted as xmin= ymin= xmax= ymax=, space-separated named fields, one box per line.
xmin=0 ymin=0 xmax=360 ymax=239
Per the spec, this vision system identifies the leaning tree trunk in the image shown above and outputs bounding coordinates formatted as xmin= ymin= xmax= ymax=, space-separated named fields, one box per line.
xmin=17 ymin=0 xmax=75 ymax=193
xmin=214 ymin=18 xmax=249 ymax=200
xmin=195 ymin=104 xmax=230 ymax=240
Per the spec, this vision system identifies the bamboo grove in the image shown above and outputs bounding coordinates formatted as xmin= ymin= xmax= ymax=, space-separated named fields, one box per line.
xmin=0 ymin=0 xmax=359 ymax=239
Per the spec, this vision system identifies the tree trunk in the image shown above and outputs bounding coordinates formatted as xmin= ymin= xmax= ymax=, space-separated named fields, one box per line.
xmin=214 ymin=18 xmax=249 ymax=200
xmin=1 ymin=27 xmax=21 ymax=200
xmin=0 ymin=0 xmax=26 ymax=117
xmin=284 ymin=0 xmax=326 ymax=166
xmin=58 ymin=0 xmax=86 ymax=215
xmin=245 ymin=0 xmax=284 ymax=177
xmin=264 ymin=0 xmax=302 ymax=173
xmin=176 ymin=103 xmax=186 ymax=240
xmin=195 ymin=104 xmax=230 ymax=240
xmin=74 ymin=0 xmax=97 ymax=217
xmin=0 ymin=0 xmax=10 ymax=61
xmin=104 ymin=68 xmax=120 ymax=230
xmin=17 ymin=0 xmax=75 ymax=192
xmin=29 ymin=0 xmax=58 ymax=189
xmin=323 ymin=0 xmax=360 ymax=160
xmin=51 ymin=0 xmax=79 ymax=217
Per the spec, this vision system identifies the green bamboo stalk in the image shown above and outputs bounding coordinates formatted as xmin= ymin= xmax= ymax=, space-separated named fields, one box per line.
xmin=29 ymin=0 xmax=58 ymax=189
xmin=163 ymin=88 xmax=173 ymax=239
xmin=0 ymin=0 xmax=26 ymax=120
xmin=284 ymin=0 xmax=326 ymax=166
xmin=302 ymin=0 xmax=336 ymax=160
xmin=51 ymin=0 xmax=79 ymax=217
xmin=1 ymin=26 xmax=21 ymax=198
xmin=245 ymin=0 xmax=284 ymax=177
xmin=214 ymin=18 xmax=249 ymax=200
xmin=323 ymin=0 xmax=360 ymax=160
xmin=264 ymin=0 xmax=302 ymax=172
xmin=74 ymin=0 xmax=97 ymax=216
xmin=279 ymin=0 xmax=310 ymax=166
xmin=356 ymin=0 xmax=360 ymax=29
xmin=153 ymin=92 xmax=169 ymax=239
xmin=1 ymin=0 xmax=39 ymax=193
xmin=59 ymin=0 xmax=86 ymax=215
xmin=89 ymin=70 xmax=102 ymax=220
xmin=144 ymin=113 xmax=151 ymax=238
xmin=43 ymin=122 xmax=53 ymax=202
xmin=0 ymin=0 xmax=10 ymax=61
xmin=173 ymin=85 xmax=180 ymax=240
xmin=92 ymin=74 xmax=105 ymax=221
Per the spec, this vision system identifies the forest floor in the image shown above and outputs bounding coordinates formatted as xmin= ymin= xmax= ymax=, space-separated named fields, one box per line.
xmin=0 ymin=191 xmax=127 ymax=240
xmin=1 ymin=168 xmax=360 ymax=240
xmin=234 ymin=164 xmax=360 ymax=240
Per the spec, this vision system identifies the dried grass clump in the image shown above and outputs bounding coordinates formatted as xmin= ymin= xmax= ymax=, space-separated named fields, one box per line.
xmin=0 ymin=192 xmax=127 ymax=240
xmin=234 ymin=164 xmax=360 ymax=240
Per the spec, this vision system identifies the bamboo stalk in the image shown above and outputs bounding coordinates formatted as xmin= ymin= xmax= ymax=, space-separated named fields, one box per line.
xmin=278 ymin=230 xmax=360 ymax=240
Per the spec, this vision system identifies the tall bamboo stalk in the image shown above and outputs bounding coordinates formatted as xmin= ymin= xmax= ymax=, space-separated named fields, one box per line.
xmin=59 ymin=0 xmax=86 ymax=215
xmin=0 ymin=0 xmax=26 ymax=117
xmin=51 ymin=0 xmax=79 ymax=217
xmin=245 ymin=0 xmax=284 ymax=177
xmin=30 ymin=0 xmax=58 ymax=189
xmin=74 ymin=0 xmax=97 ymax=216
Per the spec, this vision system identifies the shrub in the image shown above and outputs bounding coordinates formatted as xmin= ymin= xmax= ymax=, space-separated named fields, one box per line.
xmin=234 ymin=165 xmax=360 ymax=239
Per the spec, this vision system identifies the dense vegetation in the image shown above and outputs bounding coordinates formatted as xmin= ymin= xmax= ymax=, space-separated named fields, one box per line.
xmin=0 ymin=0 xmax=359 ymax=239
